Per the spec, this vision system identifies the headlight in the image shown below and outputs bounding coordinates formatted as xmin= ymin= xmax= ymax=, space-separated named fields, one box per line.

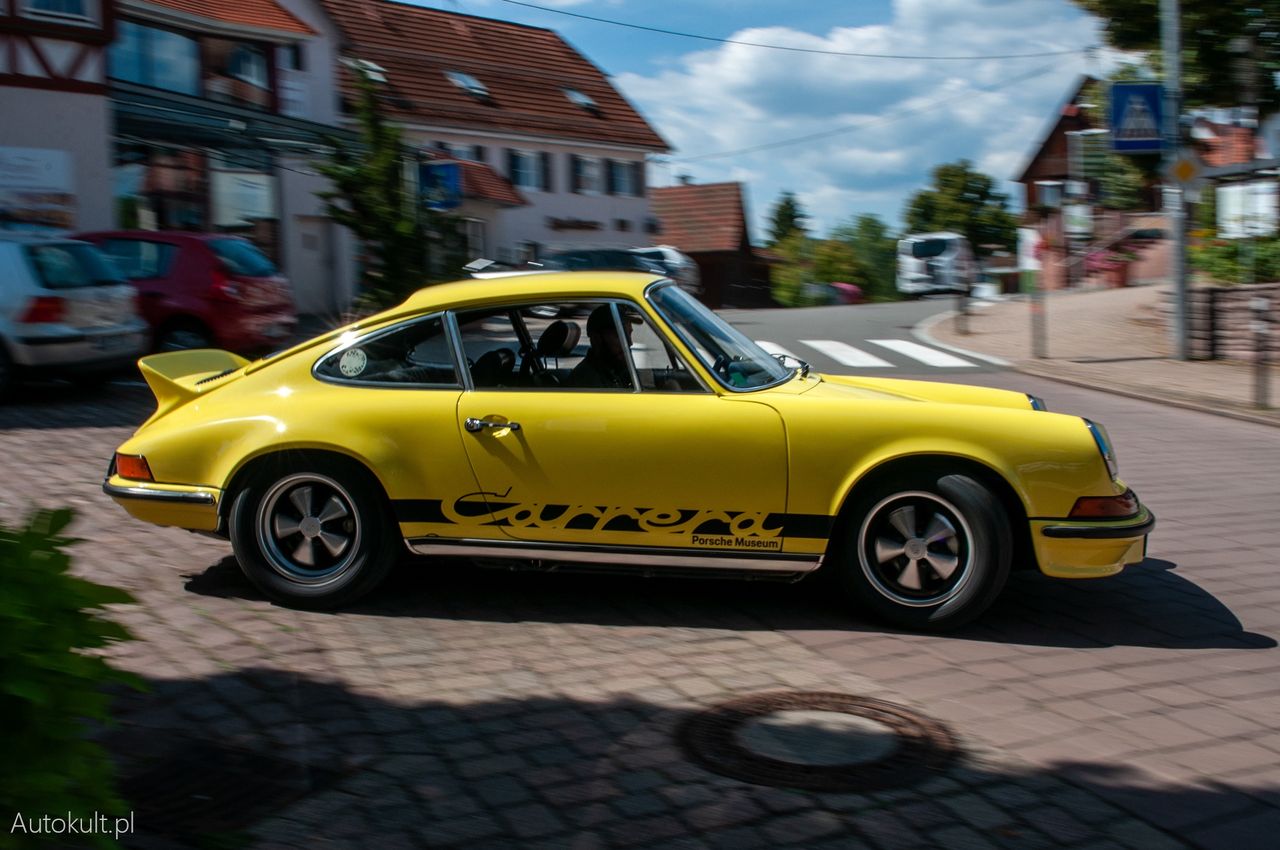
xmin=1084 ymin=419 xmax=1119 ymax=479
xmin=1026 ymin=393 xmax=1048 ymax=411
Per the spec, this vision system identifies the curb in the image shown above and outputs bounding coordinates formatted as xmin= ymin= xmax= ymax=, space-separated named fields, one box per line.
xmin=914 ymin=311 xmax=1280 ymax=430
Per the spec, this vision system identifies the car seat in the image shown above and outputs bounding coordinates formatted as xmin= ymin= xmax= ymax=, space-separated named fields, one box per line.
xmin=521 ymin=320 xmax=581 ymax=386
xmin=471 ymin=347 xmax=516 ymax=387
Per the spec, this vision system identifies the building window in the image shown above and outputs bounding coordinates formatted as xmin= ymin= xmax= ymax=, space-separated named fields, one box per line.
xmin=462 ymin=218 xmax=486 ymax=257
xmin=22 ymin=0 xmax=94 ymax=22
xmin=109 ymin=21 xmax=200 ymax=96
xmin=570 ymin=155 xmax=602 ymax=194
xmin=230 ymin=44 xmax=269 ymax=88
xmin=445 ymin=70 xmax=489 ymax=100
xmin=614 ymin=219 xmax=631 ymax=232
xmin=607 ymin=160 xmax=640 ymax=197
xmin=506 ymin=149 xmax=549 ymax=191
xmin=278 ymin=43 xmax=304 ymax=72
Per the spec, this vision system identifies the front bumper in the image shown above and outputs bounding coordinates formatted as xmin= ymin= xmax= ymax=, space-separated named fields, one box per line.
xmin=103 ymin=475 xmax=222 ymax=532
xmin=1032 ymin=505 xmax=1155 ymax=579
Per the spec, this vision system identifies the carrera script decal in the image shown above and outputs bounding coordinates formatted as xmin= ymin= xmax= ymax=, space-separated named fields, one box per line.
xmin=391 ymin=494 xmax=835 ymax=542
xmin=442 ymin=489 xmax=782 ymax=545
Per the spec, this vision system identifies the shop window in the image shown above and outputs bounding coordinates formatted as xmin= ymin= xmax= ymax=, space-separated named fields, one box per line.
xmin=22 ymin=0 xmax=95 ymax=23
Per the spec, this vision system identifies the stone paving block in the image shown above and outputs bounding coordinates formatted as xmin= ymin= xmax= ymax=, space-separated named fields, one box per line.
xmin=1105 ymin=818 xmax=1191 ymax=850
xmin=927 ymin=824 xmax=1001 ymax=850
xmin=416 ymin=812 xmax=505 ymax=846
xmin=939 ymin=793 xmax=1018 ymax=831
xmin=498 ymin=802 xmax=568 ymax=840
xmin=761 ymin=810 xmax=845 ymax=845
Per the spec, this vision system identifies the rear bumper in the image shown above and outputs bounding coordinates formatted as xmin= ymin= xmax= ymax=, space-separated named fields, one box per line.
xmin=1032 ymin=506 xmax=1155 ymax=579
xmin=10 ymin=326 xmax=148 ymax=370
xmin=103 ymin=474 xmax=222 ymax=532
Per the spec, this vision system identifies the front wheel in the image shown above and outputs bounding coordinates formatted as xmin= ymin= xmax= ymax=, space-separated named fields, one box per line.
xmin=837 ymin=473 xmax=1011 ymax=631
xmin=229 ymin=459 xmax=398 ymax=609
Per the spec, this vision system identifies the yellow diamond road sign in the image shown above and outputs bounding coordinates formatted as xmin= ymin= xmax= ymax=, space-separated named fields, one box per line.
xmin=1168 ymin=151 xmax=1203 ymax=187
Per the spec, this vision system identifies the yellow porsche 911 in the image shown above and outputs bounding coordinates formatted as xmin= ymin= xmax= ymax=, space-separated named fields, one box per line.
xmin=104 ymin=272 xmax=1153 ymax=631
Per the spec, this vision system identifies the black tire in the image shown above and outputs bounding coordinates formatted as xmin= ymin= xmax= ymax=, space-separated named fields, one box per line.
xmin=228 ymin=457 xmax=398 ymax=609
xmin=0 ymin=345 xmax=14 ymax=402
xmin=837 ymin=473 xmax=1011 ymax=631
xmin=155 ymin=320 xmax=213 ymax=352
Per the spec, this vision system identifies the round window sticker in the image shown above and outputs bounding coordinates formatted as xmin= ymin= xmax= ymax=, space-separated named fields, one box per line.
xmin=338 ymin=348 xmax=368 ymax=377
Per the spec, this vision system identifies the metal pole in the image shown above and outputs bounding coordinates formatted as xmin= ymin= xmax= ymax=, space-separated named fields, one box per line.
xmin=1162 ymin=0 xmax=1189 ymax=359
xmin=1254 ymin=297 xmax=1271 ymax=409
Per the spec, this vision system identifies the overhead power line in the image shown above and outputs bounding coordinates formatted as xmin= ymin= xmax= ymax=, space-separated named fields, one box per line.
xmin=671 ymin=60 xmax=1068 ymax=162
xmin=494 ymin=0 xmax=1094 ymax=61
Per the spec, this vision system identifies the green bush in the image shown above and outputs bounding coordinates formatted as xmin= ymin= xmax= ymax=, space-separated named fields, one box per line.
xmin=1 ymin=509 xmax=141 ymax=849
xmin=1191 ymin=236 xmax=1280 ymax=285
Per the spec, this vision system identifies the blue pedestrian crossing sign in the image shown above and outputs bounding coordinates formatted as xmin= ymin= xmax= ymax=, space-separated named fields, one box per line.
xmin=1109 ymin=82 xmax=1164 ymax=154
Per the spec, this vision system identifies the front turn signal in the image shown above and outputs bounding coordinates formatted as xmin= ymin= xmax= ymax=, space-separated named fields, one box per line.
xmin=115 ymin=453 xmax=153 ymax=482
xmin=1068 ymin=490 xmax=1138 ymax=519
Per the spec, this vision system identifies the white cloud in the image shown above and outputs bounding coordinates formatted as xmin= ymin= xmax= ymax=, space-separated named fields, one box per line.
xmin=615 ymin=0 xmax=1114 ymax=238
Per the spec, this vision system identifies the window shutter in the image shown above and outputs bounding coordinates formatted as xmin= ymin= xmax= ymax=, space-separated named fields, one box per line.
xmin=569 ymin=154 xmax=581 ymax=194
xmin=632 ymin=161 xmax=646 ymax=197
xmin=604 ymin=159 xmax=616 ymax=195
xmin=540 ymin=152 xmax=552 ymax=191
xmin=506 ymin=149 xmax=518 ymax=181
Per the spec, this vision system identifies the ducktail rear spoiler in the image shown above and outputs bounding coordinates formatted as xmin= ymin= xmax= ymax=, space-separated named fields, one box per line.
xmin=138 ymin=349 xmax=249 ymax=420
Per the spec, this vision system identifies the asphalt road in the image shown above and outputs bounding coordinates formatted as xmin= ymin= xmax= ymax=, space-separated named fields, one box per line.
xmin=3 ymin=303 xmax=1279 ymax=849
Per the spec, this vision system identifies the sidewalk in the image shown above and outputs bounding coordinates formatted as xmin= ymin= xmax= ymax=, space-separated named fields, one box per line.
xmin=922 ymin=284 xmax=1280 ymax=427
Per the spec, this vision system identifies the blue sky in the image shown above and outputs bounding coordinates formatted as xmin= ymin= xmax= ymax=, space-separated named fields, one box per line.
xmin=409 ymin=0 xmax=1119 ymax=240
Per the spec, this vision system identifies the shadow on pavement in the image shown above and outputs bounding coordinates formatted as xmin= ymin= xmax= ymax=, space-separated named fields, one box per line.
xmin=100 ymin=666 xmax=1277 ymax=849
xmin=0 ymin=380 xmax=153 ymax=431
xmin=183 ymin=553 xmax=1273 ymax=652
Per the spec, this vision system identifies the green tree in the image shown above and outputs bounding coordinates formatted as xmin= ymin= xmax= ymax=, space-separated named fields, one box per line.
xmin=767 ymin=191 xmax=808 ymax=246
xmin=812 ymin=238 xmax=860 ymax=284
xmin=831 ymin=214 xmax=898 ymax=300
xmin=1072 ymin=1 xmax=1280 ymax=112
xmin=903 ymin=160 xmax=1017 ymax=257
xmin=770 ymin=231 xmax=814 ymax=306
xmin=316 ymin=70 xmax=464 ymax=309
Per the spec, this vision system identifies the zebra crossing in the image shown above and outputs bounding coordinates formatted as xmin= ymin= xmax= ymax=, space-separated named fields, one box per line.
xmin=757 ymin=338 xmax=986 ymax=371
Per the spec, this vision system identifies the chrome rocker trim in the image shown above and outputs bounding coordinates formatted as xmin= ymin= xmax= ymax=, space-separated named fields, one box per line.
xmin=406 ymin=537 xmax=823 ymax=573
xmin=102 ymin=480 xmax=217 ymax=505
xmin=1040 ymin=511 xmax=1156 ymax=540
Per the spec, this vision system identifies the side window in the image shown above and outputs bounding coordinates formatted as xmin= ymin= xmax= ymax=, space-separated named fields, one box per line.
xmin=455 ymin=308 xmax=523 ymax=389
xmin=102 ymin=239 xmax=176 ymax=279
xmin=618 ymin=304 xmax=704 ymax=392
xmin=315 ymin=316 xmax=458 ymax=387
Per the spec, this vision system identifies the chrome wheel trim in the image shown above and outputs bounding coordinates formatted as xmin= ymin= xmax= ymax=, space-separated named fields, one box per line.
xmin=856 ymin=490 xmax=974 ymax=608
xmin=255 ymin=472 xmax=362 ymax=585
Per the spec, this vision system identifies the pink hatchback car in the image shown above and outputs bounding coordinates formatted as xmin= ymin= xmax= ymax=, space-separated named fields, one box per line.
xmin=76 ymin=231 xmax=296 ymax=354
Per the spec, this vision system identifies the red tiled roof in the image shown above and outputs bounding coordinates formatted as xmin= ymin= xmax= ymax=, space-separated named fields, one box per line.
xmin=650 ymin=182 xmax=748 ymax=254
xmin=1198 ymin=122 xmax=1258 ymax=167
xmin=318 ymin=0 xmax=668 ymax=151
xmin=138 ymin=0 xmax=314 ymax=35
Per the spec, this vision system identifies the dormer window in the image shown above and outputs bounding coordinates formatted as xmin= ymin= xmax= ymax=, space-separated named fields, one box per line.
xmin=564 ymin=88 xmax=597 ymax=110
xmin=341 ymin=57 xmax=386 ymax=84
xmin=446 ymin=70 xmax=489 ymax=100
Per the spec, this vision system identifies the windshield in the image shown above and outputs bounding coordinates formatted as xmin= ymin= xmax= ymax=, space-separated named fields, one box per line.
xmin=210 ymin=237 xmax=277 ymax=277
xmin=648 ymin=283 xmax=792 ymax=391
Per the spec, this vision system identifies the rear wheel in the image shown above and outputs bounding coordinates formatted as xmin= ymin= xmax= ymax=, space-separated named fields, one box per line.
xmin=838 ymin=473 xmax=1011 ymax=631
xmin=0 ymin=345 xmax=14 ymax=401
xmin=229 ymin=458 xmax=398 ymax=609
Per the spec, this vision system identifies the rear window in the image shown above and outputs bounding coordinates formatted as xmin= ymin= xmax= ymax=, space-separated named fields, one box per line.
xmin=102 ymin=238 xmax=177 ymax=280
xmin=209 ymin=238 xmax=277 ymax=277
xmin=910 ymin=239 xmax=951 ymax=259
xmin=24 ymin=243 xmax=122 ymax=290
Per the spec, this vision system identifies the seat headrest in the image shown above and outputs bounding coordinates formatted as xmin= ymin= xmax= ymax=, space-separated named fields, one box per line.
xmin=537 ymin=320 xmax=581 ymax=357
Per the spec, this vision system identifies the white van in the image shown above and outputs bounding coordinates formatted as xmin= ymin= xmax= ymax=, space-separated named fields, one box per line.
xmin=896 ymin=232 xmax=975 ymax=297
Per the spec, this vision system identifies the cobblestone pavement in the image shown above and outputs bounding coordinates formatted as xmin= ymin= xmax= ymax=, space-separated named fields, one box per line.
xmin=3 ymin=376 xmax=1278 ymax=850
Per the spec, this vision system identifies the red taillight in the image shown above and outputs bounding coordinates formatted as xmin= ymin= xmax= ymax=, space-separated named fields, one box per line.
xmin=1068 ymin=490 xmax=1138 ymax=519
xmin=20 ymin=295 xmax=66 ymax=324
xmin=211 ymin=265 xmax=242 ymax=301
xmin=115 ymin=453 xmax=153 ymax=482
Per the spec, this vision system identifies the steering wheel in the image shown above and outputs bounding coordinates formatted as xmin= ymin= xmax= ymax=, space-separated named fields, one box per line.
xmin=712 ymin=354 xmax=731 ymax=379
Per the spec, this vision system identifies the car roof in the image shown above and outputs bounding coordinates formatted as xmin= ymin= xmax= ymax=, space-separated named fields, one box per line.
xmin=401 ymin=271 xmax=667 ymax=313
xmin=76 ymin=230 xmax=245 ymax=243
xmin=0 ymin=232 xmax=92 ymax=245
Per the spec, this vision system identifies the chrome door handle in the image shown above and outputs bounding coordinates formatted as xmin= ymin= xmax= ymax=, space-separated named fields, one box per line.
xmin=464 ymin=417 xmax=521 ymax=433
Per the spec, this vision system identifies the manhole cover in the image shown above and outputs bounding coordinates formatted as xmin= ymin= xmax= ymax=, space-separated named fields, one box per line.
xmin=120 ymin=740 xmax=343 ymax=836
xmin=677 ymin=691 xmax=958 ymax=792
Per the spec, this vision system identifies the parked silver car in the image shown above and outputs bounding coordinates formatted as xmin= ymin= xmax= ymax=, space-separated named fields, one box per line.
xmin=0 ymin=234 xmax=149 ymax=398
xmin=631 ymin=245 xmax=702 ymax=295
